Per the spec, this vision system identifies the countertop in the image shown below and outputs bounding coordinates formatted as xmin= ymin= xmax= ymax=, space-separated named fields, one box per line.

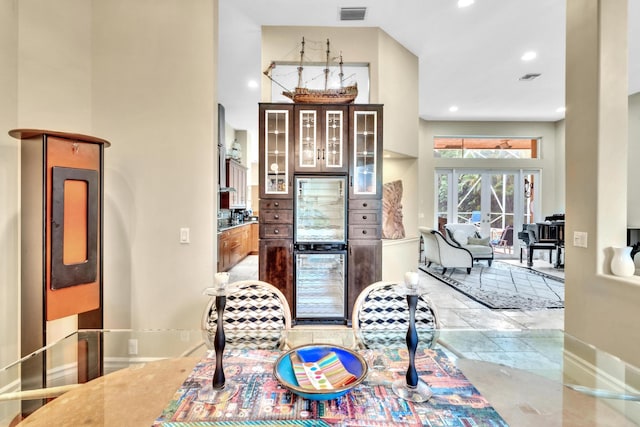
xmin=218 ymin=220 xmax=258 ymax=233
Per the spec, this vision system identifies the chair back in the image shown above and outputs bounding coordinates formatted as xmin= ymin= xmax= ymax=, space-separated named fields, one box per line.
xmin=500 ymin=226 xmax=514 ymax=245
xmin=352 ymin=281 xmax=439 ymax=349
xmin=202 ymin=280 xmax=292 ymax=350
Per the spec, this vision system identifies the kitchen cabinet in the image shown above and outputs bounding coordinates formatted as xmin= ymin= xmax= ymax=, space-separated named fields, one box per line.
xmin=217 ymin=223 xmax=252 ymax=272
xmin=347 ymin=239 xmax=382 ymax=322
xmin=294 ymin=105 xmax=348 ymax=173
xmin=220 ymin=158 xmax=247 ymax=209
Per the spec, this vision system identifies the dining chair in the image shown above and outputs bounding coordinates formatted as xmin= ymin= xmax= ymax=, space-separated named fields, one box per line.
xmin=201 ymin=280 xmax=292 ymax=350
xmin=351 ymin=281 xmax=440 ymax=350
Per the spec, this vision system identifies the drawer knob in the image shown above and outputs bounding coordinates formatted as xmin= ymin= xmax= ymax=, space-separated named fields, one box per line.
xmin=274 ymin=214 xmax=279 ymax=219
xmin=363 ymin=202 xmax=368 ymax=207
xmin=362 ymin=230 xmax=367 ymax=235
xmin=274 ymin=229 xmax=279 ymax=234
xmin=274 ymin=202 xmax=279 ymax=207
xmin=362 ymin=215 xmax=367 ymax=220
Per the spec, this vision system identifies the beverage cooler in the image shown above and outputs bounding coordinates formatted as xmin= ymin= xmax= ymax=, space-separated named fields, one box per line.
xmin=294 ymin=176 xmax=347 ymax=322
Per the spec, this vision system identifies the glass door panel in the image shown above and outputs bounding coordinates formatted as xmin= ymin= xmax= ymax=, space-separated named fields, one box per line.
xmin=325 ymin=110 xmax=344 ymax=169
xmin=298 ymin=110 xmax=317 ymax=169
xmin=264 ymin=110 xmax=290 ymax=195
xmin=436 ymin=169 xmax=539 ymax=257
xmin=352 ymin=111 xmax=377 ymax=195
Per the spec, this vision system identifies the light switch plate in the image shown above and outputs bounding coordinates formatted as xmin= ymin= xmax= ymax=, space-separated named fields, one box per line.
xmin=573 ymin=231 xmax=588 ymax=248
xmin=180 ymin=227 xmax=190 ymax=244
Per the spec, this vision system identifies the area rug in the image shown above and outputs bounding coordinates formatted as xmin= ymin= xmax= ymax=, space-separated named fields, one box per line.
xmin=419 ymin=261 xmax=564 ymax=309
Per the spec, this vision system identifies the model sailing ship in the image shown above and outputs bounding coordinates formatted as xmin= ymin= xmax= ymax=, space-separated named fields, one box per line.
xmin=263 ymin=37 xmax=358 ymax=104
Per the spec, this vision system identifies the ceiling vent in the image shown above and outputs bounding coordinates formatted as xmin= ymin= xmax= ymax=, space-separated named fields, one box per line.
xmin=519 ymin=73 xmax=541 ymax=81
xmin=340 ymin=7 xmax=367 ymax=21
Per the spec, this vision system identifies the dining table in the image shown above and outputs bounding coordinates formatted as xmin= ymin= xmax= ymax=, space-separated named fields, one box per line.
xmin=1 ymin=327 xmax=638 ymax=426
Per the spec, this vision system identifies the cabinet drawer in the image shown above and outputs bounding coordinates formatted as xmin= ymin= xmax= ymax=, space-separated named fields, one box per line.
xmin=348 ymin=210 xmax=380 ymax=225
xmin=260 ymin=199 xmax=293 ymax=210
xmin=349 ymin=199 xmax=381 ymax=210
xmin=260 ymin=224 xmax=293 ymax=239
xmin=349 ymin=225 xmax=381 ymax=240
xmin=260 ymin=209 xmax=293 ymax=224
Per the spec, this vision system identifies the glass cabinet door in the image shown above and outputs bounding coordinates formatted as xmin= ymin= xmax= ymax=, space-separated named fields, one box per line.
xmin=264 ymin=109 xmax=290 ymax=195
xmin=324 ymin=109 xmax=345 ymax=170
xmin=297 ymin=109 xmax=317 ymax=169
xmin=352 ymin=110 xmax=378 ymax=195
xmin=295 ymin=107 xmax=347 ymax=173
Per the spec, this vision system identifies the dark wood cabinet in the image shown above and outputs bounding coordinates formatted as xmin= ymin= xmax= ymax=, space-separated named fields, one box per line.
xmin=347 ymin=239 xmax=382 ymax=321
xmin=259 ymin=238 xmax=293 ymax=305
xmin=259 ymin=103 xmax=382 ymax=324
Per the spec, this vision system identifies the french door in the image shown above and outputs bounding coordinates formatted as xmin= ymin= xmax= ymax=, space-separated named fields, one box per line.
xmin=435 ymin=169 xmax=540 ymax=255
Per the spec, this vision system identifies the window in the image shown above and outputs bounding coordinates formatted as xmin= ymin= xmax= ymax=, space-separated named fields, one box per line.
xmin=434 ymin=137 xmax=539 ymax=159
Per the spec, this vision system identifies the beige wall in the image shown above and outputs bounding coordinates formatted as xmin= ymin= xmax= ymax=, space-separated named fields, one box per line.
xmin=0 ymin=0 xmax=19 ymax=376
xmin=565 ymin=0 xmax=640 ymax=367
xmin=0 ymin=0 xmax=217 ymax=360
xmin=93 ymin=0 xmax=216 ymax=330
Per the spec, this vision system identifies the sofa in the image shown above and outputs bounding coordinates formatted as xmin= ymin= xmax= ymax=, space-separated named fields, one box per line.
xmin=419 ymin=227 xmax=473 ymax=274
xmin=443 ymin=223 xmax=494 ymax=266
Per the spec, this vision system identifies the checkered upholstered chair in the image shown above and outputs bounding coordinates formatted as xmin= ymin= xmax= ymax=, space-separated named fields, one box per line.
xmin=351 ymin=281 xmax=440 ymax=350
xmin=201 ymin=280 xmax=292 ymax=350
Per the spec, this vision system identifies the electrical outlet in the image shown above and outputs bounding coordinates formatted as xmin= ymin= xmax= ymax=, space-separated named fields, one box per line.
xmin=128 ymin=338 xmax=138 ymax=355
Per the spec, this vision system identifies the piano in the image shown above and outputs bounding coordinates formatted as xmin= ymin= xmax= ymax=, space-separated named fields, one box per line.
xmin=518 ymin=214 xmax=565 ymax=268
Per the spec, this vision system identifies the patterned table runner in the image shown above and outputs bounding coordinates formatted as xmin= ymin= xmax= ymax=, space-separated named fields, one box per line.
xmin=153 ymin=347 xmax=507 ymax=426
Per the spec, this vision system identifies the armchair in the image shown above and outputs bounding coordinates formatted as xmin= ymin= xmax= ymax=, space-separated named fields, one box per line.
xmin=419 ymin=226 xmax=473 ymax=274
xmin=444 ymin=223 xmax=494 ymax=266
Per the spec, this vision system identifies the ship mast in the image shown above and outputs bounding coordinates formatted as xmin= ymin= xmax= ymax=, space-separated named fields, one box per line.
xmin=297 ymin=37 xmax=305 ymax=89
xmin=339 ymin=52 xmax=344 ymax=89
xmin=324 ymin=39 xmax=330 ymax=91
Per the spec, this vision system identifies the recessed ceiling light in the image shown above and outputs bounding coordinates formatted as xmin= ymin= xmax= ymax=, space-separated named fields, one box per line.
xmin=556 ymin=106 xmax=566 ymax=113
xmin=458 ymin=0 xmax=474 ymax=8
xmin=449 ymin=106 xmax=459 ymax=112
xmin=247 ymin=80 xmax=258 ymax=89
xmin=521 ymin=51 xmax=537 ymax=61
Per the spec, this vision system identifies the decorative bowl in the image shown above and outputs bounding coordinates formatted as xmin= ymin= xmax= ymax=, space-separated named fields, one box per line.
xmin=273 ymin=344 xmax=368 ymax=400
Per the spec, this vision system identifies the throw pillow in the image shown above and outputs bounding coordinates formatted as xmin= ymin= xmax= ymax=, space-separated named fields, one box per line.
xmin=382 ymin=180 xmax=405 ymax=239
xmin=467 ymin=236 xmax=490 ymax=246
xmin=452 ymin=229 xmax=469 ymax=245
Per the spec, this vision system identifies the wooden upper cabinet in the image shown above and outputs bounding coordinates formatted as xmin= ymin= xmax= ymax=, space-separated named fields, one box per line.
xmin=294 ymin=105 xmax=348 ymax=173
xmin=220 ymin=158 xmax=247 ymax=209
xmin=259 ymin=104 xmax=294 ymax=199
xmin=349 ymin=105 xmax=383 ymax=199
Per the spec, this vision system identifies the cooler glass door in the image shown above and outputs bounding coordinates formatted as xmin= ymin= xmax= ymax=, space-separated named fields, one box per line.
xmin=294 ymin=176 xmax=346 ymax=244
xmin=295 ymin=251 xmax=346 ymax=319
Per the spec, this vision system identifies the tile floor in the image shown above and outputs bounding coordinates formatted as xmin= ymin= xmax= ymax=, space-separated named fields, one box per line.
xmin=228 ymin=254 xmax=565 ymax=331
xmin=227 ymin=254 xmax=567 ymax=380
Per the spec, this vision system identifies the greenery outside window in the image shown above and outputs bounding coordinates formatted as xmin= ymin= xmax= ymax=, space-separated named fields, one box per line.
xmin=434 ymin=137 xmax=539 ymax=159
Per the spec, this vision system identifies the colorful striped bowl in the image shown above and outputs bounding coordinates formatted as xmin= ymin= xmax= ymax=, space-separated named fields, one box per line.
xmin=273 ymin=344 xmax=368 ymax=401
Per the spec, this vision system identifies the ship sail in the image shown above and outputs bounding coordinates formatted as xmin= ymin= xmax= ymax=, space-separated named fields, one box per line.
xmin=263 ymin=37 xmax=358 ymax=104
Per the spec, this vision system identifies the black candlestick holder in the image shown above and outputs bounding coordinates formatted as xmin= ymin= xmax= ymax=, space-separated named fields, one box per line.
xmin=392 ymin=274 xmax=433 ymax=403
xmin=199 ymin=275 xmax=239 ymax=404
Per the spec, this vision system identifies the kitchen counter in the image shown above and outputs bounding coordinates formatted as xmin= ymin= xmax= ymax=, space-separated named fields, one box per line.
xmin=217 ymin=219 xmax=258 ymax=233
